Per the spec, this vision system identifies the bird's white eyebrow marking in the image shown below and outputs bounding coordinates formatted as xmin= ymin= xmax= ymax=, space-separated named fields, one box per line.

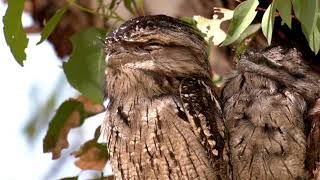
xmin=124 ymin=60 xmax=156 ymax=69
xmin=124 ymin=52 xmax=157 ymax=69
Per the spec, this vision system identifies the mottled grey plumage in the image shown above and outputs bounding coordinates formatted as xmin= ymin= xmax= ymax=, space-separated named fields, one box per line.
xmin=307 ymin=99 xmax=320 ymax=179
xmin=222 ymin=46 xmax=320 ymax=179
xmin=102 ymin=15 xmax=228 ymax=180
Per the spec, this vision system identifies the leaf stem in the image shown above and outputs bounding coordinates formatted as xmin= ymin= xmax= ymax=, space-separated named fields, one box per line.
xmin=66 ymin=0 xmax=125 ymax=22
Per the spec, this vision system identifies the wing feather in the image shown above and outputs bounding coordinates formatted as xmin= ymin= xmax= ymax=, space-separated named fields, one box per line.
xmin=179 ymin=77 xmax=229 ymax=178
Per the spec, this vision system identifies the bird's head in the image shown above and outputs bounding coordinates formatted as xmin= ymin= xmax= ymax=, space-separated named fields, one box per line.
xmin=104 ymin=15 xmax=211 ymax=99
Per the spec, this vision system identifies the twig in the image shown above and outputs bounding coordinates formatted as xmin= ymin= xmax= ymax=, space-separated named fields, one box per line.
xmin=66 ymin=0 xmax=125 ymax=22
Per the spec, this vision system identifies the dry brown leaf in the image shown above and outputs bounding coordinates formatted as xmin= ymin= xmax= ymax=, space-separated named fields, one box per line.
xmin=76 ymin=96 xmax=105 ymax=115
xmin=72 ymin=139 xmax=108 ymax=171
xmin=43 ymin=96 xmax=105 ymax=159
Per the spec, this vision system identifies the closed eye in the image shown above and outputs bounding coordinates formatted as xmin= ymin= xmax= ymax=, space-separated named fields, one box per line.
xmin=143 ymin=41 xmax=163 ymax=51
xmin=146 ymin=42 xmax=162 ymax=46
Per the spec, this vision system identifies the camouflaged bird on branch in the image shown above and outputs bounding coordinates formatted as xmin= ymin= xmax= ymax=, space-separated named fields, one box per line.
xmin=102 ymin=15 xmax=229 ymax=180
xmin=102 ymin=15 xmax=320 ymax=180
xmin=222 ymin=46 xmax=320 ymax=179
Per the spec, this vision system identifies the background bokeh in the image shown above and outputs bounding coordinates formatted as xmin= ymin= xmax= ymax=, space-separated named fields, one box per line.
xmin=0 ymin=2 xmax=112 ymax=179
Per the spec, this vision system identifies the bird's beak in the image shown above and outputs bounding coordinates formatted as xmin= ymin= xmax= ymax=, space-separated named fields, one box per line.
xmin=106 ymin=51 xmax=120 ymax=68
xmin=105 ymin=48 xmax=132 ymax=69
xmin=105 ymin=46 xmax=122 ymax=68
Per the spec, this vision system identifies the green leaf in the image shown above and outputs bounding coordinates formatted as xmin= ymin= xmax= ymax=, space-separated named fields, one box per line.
xmin=262 ymin=2 xmax=277 ymax=45
xmin=292 ymin=0 xmax=317 ymax=37
xmin=308 ymin=25 xmax=320 ymax=54
xmin=317 ymin=13 xmax=320 ymax=31
xmin=276 ymin=0 xmax=292 ymax=28
xmin=293 ymin=0 xmax=319 ymax=54
xmin=317 ymin=13 xmax=320 ymax=30
xmin=37 ymin=5 xmax=68 ymax=45
xmin=236 ymin=23 xmax=261 ymax=44
xmin=63 ymin=28 xmax=108 ymax=103
xmin=308 ymin=15 xmax=320 ymax=54
xmin=3 ymin=0 xmax=29 ymax=66
xmin=221 ymin=0 xmax=259 ymax=46
xmin=43 ymin=99 xmax=85 ymax=159
xmin=292 ymin=0 xmax=302 ymax=18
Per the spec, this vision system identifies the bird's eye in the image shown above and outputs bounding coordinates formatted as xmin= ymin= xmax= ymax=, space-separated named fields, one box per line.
xmin=144 ymin=41 xmax=162 ymax=51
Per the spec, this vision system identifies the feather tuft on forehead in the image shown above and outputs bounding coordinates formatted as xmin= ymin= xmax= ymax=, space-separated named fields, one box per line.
xmin=105 ymin=15 xmax=204 ymax=45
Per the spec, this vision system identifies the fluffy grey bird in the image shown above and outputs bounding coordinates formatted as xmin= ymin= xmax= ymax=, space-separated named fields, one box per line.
xmin=222 ymin=46 xmax=320 ymax=179
xmin=102 ymin=15 xmax=229 ymax=180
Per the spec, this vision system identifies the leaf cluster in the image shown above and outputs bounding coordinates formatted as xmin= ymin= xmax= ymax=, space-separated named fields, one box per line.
xmin=193 ymin=0 xmax=320 ymax=54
